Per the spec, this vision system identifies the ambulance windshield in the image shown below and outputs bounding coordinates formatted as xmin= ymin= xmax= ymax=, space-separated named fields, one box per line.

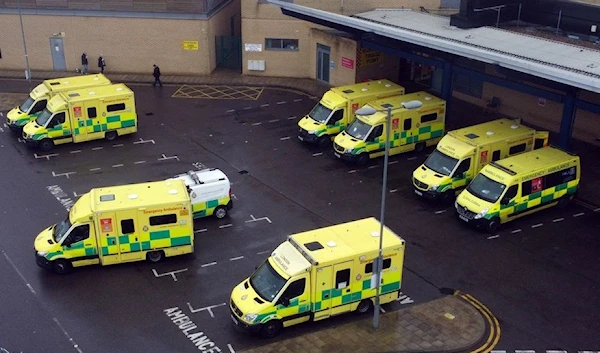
xmin=467 ymin=173 xmax=506 ymax=203
xmin=19 ymin=96 xmax=35 ymax=113
xmin=308 ymin=102 xmax=332 ymax=124
xmin=424 ymin=150 xmax=458 ymax=176
xmin=250 ymin=260 xmax=286 ymax=302
xmin=36 ymin=108 xmax=53 ymax=127
xmin=345 ymin=118 xmax=371 ymax=140
xmin=53 ymin=215 xmax=72 ymax=243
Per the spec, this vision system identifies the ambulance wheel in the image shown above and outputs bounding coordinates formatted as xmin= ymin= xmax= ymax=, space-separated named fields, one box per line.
xmin=356 ymin=299 xmax=373 ymax=314
xmin=147 ymin=250 xmax=164 ymax=263
xmin=317 ymin=135 xmax=330 ymax=148
xmin=356 ymin=153 xmax=369 ymax=166
xmin=414 ymin=142 xmax=426 ymax=153
xmin=39 ymin=139 xmax=54 ymax=151
xmin=486 ymin=217 xmax=501 ymax=234
xmin=214 ymin=206 xmax=228 ymax=219
xmin=260 ymin=320 xmax=282 ymax=339
xmin=105 ymin=131 xmax=118 ymax=141
xmin=52 ymin=259 xmax=72 ymax=275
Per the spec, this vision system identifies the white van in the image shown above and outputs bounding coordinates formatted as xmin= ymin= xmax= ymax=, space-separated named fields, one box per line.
xmin=171 ymin=168 xmax=232 ymax=219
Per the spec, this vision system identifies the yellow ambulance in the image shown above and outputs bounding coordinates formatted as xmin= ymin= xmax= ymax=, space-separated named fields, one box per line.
xmin=22 ymin=83 xmax=137 ymax=151
xmin=333 ymin=92 xmax=445 ymax=166
xmin=454 ymin=146 xmax=580 ymax=233
xmin=6 ymin=74 xmax=111 ymax=132
xmin=413 ymin=119 xmax=549 ymax=202
xmin=298 ymin=80 xmax=405 ymax=147
xmin=230 ymin=217 xmax=405 ymax=338
xmin=34 ymin=180 xmax=194 ymax=274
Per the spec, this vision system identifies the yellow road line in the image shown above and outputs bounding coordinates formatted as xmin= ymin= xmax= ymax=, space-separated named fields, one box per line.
xmin=452 ymin=291 xmax=501 ymax=353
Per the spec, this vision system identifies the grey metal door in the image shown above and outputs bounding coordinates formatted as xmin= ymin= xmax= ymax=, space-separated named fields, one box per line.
xmin=49 ymin=37 xmax=66 ymax=71
xmin=316 ymin=44 xmax=330 ymax=83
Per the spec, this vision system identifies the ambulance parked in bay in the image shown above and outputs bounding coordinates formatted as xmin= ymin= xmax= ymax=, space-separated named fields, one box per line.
xmin=454 ymin=146 xmax=580 ymax=233
xmin=230 ymin=218 xmax=405 ymax=338
xmin=22 ymin=83 xmax=137 ymax=151
xmin=412 ymin=119 xmax=548 ymax=202
xmin=298 ymin=80 xmax=405 ymax=147
xmin=170 ymin=168 xmax=233 ymax=219
xmin=34 ymin=180 xmax=194 ymax=274
xmin=333 ymin=92 xmax=445 ymax=166
xmin=6 ymin=74 xmax=111 ymax=132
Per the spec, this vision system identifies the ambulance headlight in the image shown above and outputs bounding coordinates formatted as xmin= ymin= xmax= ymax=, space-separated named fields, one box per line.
xmin=474 ymin=208 xmax=489 ymax=219
xmin=37 ymin=251 xmax=49 ymax=256
xmin=430 ymin=184 xmax=439 ymax=191
xmin=244 ymin=313 xmax=258 ymax=323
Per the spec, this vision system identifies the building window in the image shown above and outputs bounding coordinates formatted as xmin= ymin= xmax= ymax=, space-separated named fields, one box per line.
xmin=266 ymin=38 xmax=299 ymax=51
xmin=453 ymin=73 xmax=483 ymax=98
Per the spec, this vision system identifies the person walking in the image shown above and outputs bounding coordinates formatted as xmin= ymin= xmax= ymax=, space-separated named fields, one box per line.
xmin=98 ymin=55 xmax=106 ymax=73
xmin=152 ymin=64 xmax=163 ymax=87
xmin=81 ymin=53 xmax=88 ymax=74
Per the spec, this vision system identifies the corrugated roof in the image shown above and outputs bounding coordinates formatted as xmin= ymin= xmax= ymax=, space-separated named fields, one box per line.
xmin=267 ymin=0 xmax=600 ymax=93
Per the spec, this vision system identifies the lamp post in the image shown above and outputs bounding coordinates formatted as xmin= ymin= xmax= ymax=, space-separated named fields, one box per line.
xmin=17 ymin=0 xmax=32 ymax=90
xmin=355 ymin=105 xmax=392 ymax=329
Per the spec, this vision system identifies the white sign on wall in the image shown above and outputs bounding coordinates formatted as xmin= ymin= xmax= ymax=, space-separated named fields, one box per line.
xmin=245 ymin=43 xmax=262 ymax=52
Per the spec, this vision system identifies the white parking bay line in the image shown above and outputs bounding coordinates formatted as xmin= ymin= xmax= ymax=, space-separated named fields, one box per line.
xmin=553 ymin=218 xmax=564 ymax=223
xmin=293 ymin=98 xmax=302 ymax=102
xmin=388 ymin=160 xmax=399 ymax=165
xmin=112 ymin=164 xmax=124 ymax=168
xmin=229 ymin=256 xmax=244 ymax=261
xmin=269 ymin=119 xmax=280 ymax=123
xmin=70 ymin=150 xmax=82 ymax=154
xmin=573 ymin=212 xmax=585 ymax=217
xmin=194 ymin=228 xmax=208 ymax=233
xmin=92 ymin=147 xmax=103 ymax=151
xmin=260 ymin=104 xmax=270 ymax=107
xmin=89 ymin=168 xmax=101 ymax=172
xmin=510 ymin=229 xmax=522 ymax=234
xmin=487 ymin=234 xmax=500 ymax=240
xmin=134 ymin=160 xmax=146 ymax=164
xmin=407 ymin=156 xmax=418 ymax=161
xmin=531 ymin=223 xmax=543 ymax=228
xmin=280 ymin=136 xmax=291 ymax=141
xmin=312 ymin=152 xmax=323 ymax=157
xmin=287 ymin=116 xmax=297 ymax=120
xmin=276 ymin=101 xmax=286 ymax=105
xmin=201 ymin=262 xmax=217 ymax=268
xmin=227 ymin=343 xmax=236 ymax=353
xmin=219 ymin=224 xmax=233 ymax=229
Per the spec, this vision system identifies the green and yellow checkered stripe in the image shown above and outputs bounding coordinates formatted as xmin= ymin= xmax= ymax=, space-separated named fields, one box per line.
xmin=486 ymin=180 xmax=579 ymax=219
xmin=101 ymin=228 xmax=192 ymax=256
xmin=353 ymin=124 xmax=444 ymax=155
xmin=191 ymin=197 xmax=230 ymax=219
xmin=438 ymin=176 xmax=472 ymax=193
xmin=47 ymin=242 xmax=98 ymax=261
xmin=315 ymin=120 xmax=346 ymax=137
xmin=73 ymin=113 xmax=136 ymax=135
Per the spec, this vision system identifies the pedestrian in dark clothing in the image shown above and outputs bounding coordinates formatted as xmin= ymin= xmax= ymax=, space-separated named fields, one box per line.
xmin=81 ymin=53 xmax=88 ymax=74
xmin=152 ymin=64 xmax=163 ymax=87
xmin=98 ymin=55 xmax=106 ymax=73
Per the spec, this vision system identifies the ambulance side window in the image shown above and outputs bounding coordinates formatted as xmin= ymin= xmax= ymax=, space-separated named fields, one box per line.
xmin=367 ymin=125 xmax=383 ymax=142
xmin=403 ymin=118 xmax=412 ymax=130
xmin=48 ymin=112 xmax=66 ymax=128
xmin=121 ymin=219 xmax=135 ymax=234
xmin=149 ymin=214 xmax=177 ymax=226
xmin=365 ymin=258 xmax=392 ymax=273
xmin=509 ymin=143 xmax=527 ymax=155
xmin=329 ymin=109 xmax=344 ymax=124
xmin=67 ymin=224 xmax=90 ymax=245
xmin=420 ymin=113 xmax=437 ymax=123
xmin=281 ymin=278 xmax=306 ymax=300
xmin=454 ymin=158 xmax=471 ymax=177
xmin=492 ymin=150 xmax=501 ymax=162
xmin=501 ymin=185 xmax=518 ymax=205
xmin=88 ymin=107 xmax=97 ymax=118
xmin=31 ymin=100 xmax=47 ymax=114
xmin=107 ymin=103 xmax=126 ymax=112
xmin=335 ymin=269 xmax=350 ymax=289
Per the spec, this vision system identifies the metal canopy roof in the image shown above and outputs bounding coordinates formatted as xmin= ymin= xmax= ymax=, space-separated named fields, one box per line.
xmin=267 ymin=0 xmax=600 ymax=94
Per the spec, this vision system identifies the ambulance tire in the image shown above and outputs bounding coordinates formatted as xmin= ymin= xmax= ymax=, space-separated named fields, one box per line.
xmin=105 ymin=131 xmax=118 ymax=141
xmin=356 ymin=299 xmax=373 ymax=314
xmin=147 ymin=250 xmax=164 ymax=263
xmin=317 ymin=135 xmax=330 ymax=148
xmin=214 ymin=206 xmax=227 ymax=219
xmin=39 ymin=139 xmax=54 ymax=151
xmin=260 ymin=320 xmax=282 ymax=339
xmin=414 ymin=142 xmax=426 ymax=153
xmin=356 ymin=153 xmax=369 ymax=167
xmin=486 ymin=217 xmax=501 ymax=234
xmin=52 ymin=259 xmax=72 ymax=275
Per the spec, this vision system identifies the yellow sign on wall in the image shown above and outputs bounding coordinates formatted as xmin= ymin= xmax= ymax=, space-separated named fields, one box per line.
xmin=357 ymin=48 xmax=383 ymax=68
xmin=183 ymin=41 xmax=199 ymax=50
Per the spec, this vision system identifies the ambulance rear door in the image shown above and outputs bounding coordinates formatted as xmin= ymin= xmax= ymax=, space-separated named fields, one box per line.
xmin=116 ymin=209 xmax=143 ymax=262
xmin=96 ymin=212 xmax=121 ymax=265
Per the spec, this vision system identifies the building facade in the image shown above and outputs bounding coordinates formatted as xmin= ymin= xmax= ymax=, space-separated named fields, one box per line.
xmin=0 ymin=0 xmax=241 ymax=75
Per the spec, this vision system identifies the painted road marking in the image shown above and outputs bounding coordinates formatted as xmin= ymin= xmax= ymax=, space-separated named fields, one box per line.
xmin=112 ymin=143 xmax=124 ymax=148
xmin=280 ymin=136 xmax=290 ymax=141
xmin=368 ymin=165 xmax=378 ymax=169
xmin=201 ymin=262 xmax=217 ymax=268
xmin=17 ymin=138 xmax=25 ymax=143
xmin=389 ymin=160 xmax=399 ymax=165
xmin=34 ymin=153 xmax=58 ymax=160
xmin=434 ymin=210 xmax=446 ymax=214
xmin=194 ymin=229 xmax=208 ymax=233
xmin=112 ymin=164 xmax=124 ymax=168
xmin=133 ymin=138 xmax=155 ymax=144
xmin=531 ymin=223 xmax=543 ymax=228
xmin=515 ymin=351 xmax=536 ymax=353
xmin=92 ymin=146 xmax=103 ymax=151
xmin=89 ymin=167 xmax=101 ymax=172
xmin=245 ymin=214 xmax=272 ymax=224
xmin=260 ymin=104 xmax=269 ymax=107
xmin=287 ymin=116 xmax=297 ymax=120
xmin=230 ymin=256 xmax=244 ymax=261
xmin=152 ymin=268 xmax=188 ymax=282
xmin=219 ymin=224 xmax=233 ymax=229
xmin=52 ymin=171 xmax=76 ymax=179
xmin=487 ymin=234 xmax=500 ymax=239
xmin=396 ymin=292 xmax=415 ymax=304
xmin=3 ymin=251 xmax=36 ymax=295
xmin=511 ymin=229 xmax=522 ymax=234
xmin=53 ymin=317 xmax=84 ymax=353
xmin=269 ymin=119 xmax=279 ymax=123
xmin=573 ymin=212 xmax=585 ymax=217
xmin=158 ymin=154 xmax=179 ymax=161
xmin=276 ymin=101 xmax=286 ymax=105
xmin=553 ymin=218 xmax=564 ymax=223
xmin=134 ymin=160 xmax=146 ymax=165
xmin=293 ymin=98 xmax=302 ymax=102
xmin=312 ymin=152 xmax=323 ymax=157
xmin=243 ymin=106 xmax=252 ymax=110
xmin=187 ymin=302 xmax=227 ymax=317
xmin=70 ymin=150 xmax=82 ymax=154
xmin=348 ymin=170 xmax=357 ymax=174
xmin=407 ymin=156 xmax=418 ymax=160
xmin=164 ymin=307 xmax=222 ymax=352
xmin=257 ymin=250 xmax=271 ymax=255
xmin=390 ymin=189 xmax=398 ymax=193
xmin=226 ymin=109 xmax=235 ymax=113
xmin=47 ymin=185 xmax=74 ymax=210
xmin=251 ymin=122 xmax=262 ymax=126
xmin=227 ymin=344 xmax=236 ymax=353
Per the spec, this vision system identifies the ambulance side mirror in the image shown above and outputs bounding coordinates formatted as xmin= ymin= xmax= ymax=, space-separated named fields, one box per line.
xmin=500 ymin=196 xmax=510 ymax=206
xmin=279 ymin=297 xmax=290 ymax=307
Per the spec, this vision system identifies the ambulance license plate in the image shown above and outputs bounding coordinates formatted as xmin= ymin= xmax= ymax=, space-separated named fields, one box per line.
xmin=334 ymin=153 xmax=341 ymax=158
xmin=414 ymin=190 xmax=423 ymax=196
xmin=459 ymin=215 xmax=469 ymax=222
xmin=297 ymin=136 xmax=304 ymax=141
xmin=231 ymin=314 xmax=239 ymax=325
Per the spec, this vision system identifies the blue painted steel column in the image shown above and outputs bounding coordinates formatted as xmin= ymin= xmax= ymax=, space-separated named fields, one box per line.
xmin=559 ymin=89 xmax=577 ymax=149
xmin=441 ymin=61 xmax=453 ymax=118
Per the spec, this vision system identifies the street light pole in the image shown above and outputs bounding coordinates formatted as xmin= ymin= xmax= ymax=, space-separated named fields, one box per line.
xmin=373 ymin=106 xmax=392 ymax=329
xmin=17 ymin=0 xmax=32 ymax=90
